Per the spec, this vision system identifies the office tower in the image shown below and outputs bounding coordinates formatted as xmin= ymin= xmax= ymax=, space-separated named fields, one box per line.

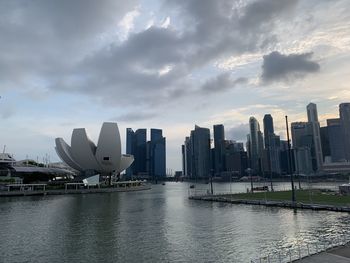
xmin=181 ymin=145 xmax=186 ymax=177
xmin=248 ymin=117 xmax=263 ymax=173
xmin=263 ymin=114 xmax=281 ymax=175
xmin=191 ymin=125 xmax=211 ymax=179
xmin=183 ymin=137 xmax=192 ymax=177
xmin=320 ymin=126 xmax=331 ymax=163
xmin=263 ymin=114 xmax=274 ymax=148
xmin=279 ymin=140 xmax=290 ymax=174
xmin=213 ymin=124 xmax=225 ymax=175
xmin=134 ymin=129 xmax=147 ymax=175
xmin=340 ymin=103 xmax=350 ymax=161
xmin=150 ymin=129 xmax=166 ymax=178
xmin=291 ymin=122 xmax=313 ymax=174
xmin=307 ymin=103 xmax=323 ymax=170
xmin=126 ymin=128 xmax=135 ymax=177
xmin=224 ymin=140 xmax=248 ymax=176
xmin=327 ymin=118 xmax=346 ymax=162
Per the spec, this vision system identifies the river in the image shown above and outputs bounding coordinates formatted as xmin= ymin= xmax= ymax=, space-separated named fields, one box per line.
xmin=1 ymin=182 xmax=349 ymax=262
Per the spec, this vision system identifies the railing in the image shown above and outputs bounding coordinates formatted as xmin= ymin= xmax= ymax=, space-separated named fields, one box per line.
xmin=250 ymin=235 xmax=350 ymax=263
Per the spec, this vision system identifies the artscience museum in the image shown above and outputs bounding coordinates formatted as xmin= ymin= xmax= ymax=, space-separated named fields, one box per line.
xmin=55 ymin=122 xmax=134 ymax=181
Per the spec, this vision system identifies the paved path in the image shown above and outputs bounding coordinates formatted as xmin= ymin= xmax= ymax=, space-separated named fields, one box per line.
xmin=296 ymin=246 xmax=350 ymax=262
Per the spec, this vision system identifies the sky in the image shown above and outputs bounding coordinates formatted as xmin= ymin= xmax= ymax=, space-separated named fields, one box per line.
xmin=1 ymin=0 xmax=350 ymax=171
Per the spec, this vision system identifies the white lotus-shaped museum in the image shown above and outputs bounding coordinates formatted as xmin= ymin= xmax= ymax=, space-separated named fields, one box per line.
xmin=55 ymin=122 xmax=134 ymax=176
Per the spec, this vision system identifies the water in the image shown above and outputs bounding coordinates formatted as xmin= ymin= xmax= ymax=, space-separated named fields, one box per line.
xmin=1 ymin=182 xmax=350 ymax=263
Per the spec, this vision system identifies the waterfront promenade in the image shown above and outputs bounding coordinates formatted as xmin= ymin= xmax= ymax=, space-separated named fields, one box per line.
xmin=295 ymin=245 xmax=350 ymax=262
xmin=0 ymin=181 xmax=151 ymax=197
xmin=189 ymin=189 xmax=350 ymax=212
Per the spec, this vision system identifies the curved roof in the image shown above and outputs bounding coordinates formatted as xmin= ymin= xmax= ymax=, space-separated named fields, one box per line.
xmin=55 ymin=138 xmax=83 ymax=171
xmin=71 ymin=128 xmax=101 ymax=171
xmin=55 ymin=122 xmax=134 ymax=174
xmin=95 ymin=122 xmax=121 ymax=173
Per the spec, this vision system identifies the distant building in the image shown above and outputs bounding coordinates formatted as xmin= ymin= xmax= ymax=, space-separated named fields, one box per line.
xmin=126 ymin=128 xmax=166 ymax=178
xmin=182 ymin=125 xmax=211 ymax=179
xmin=149 ymin=129 xmax=166 ymax=178
xmin=307 ymin=103 xmax=323 ymax=171
xmin=320 ymin=126 xmax=331 ymax=162
xmin=213 ymin=124 xmax=225 ymax=175
xmin=340 ymin=103 xmax=350 ymax=161
xmin=248 ymin=117 xmax=264 ymax=174
xmin=134 ymin=129 xmax=147 ymax=176
xmin=291 ymin=122 xmax=314 ymax=174
xmin=327 ymin=118 xmax=346 ymax=162
xmin=263 ymin=114 xmax=281 ymax=176
xmin=224 ymin=141 xmax=248 ymax=176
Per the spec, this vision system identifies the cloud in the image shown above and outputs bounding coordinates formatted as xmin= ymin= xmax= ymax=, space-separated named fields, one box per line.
xmin=201 ymin=73 xmax=247 ymax=93
xmin=261 ymin=51 xmax=320 ymax=82
xmin=226 ymin=124 xmax=250 ymax=142
xmin=0 ymin=0 xmax=301 ymax=108
xmin=115 ymin=111 xmax=157 ymax=122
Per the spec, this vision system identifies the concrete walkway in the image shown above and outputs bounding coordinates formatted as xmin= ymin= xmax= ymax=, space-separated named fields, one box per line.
xmin=296 ymin=246 xmax=350 ymax=262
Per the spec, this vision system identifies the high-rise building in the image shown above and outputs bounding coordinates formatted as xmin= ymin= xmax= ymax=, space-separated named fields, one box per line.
xmin=340 ymin=103 xmax=350 ymax=161
xmin=263 ymin=114 xmax=274 ymax=148
xmin=327 ymin=118 xmax=346 ymax=162
xmin=134 ymin=129 xmax=147 ymax=175
xmin=150 ymin=129 xmax=166 ymax=178
xmin=126 ymin=128 xmax=135 ymax=177
xmin=213 ymin=124 xmax=225 ymax=175
xmin=191 ymin=125 xmax=211 ymax=179
xmin=291 ymin=122 xmax=314 ymax=174
xmin=320 ymin=126 xmax=331 ymax=162
xmin=248 ymin=117 xmax=263 ymax=173
xmin=183 ymin=137 xmax=192 ymax=177
xmin=224 ymin=140 xmax=248 ymax=176
xmin=263 ymin=114 xmax=281 ymax=175
xmin=126 ymin=128 xmax=166 ymax=178
xmin=307 ymin=103 xmax=323 ymax=170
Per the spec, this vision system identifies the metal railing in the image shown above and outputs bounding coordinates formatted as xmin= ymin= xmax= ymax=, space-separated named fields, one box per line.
xmin=251 ymin=235 xmax=350 ymax=263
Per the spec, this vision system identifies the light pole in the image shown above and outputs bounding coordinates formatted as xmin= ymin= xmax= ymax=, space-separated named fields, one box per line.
xmin=246 ymin=168 xmax=253 ymax=193
xmin=285 ymin=115 xmax=296 ymax=204
xmin=210 ymin=169 xmax=214 ymax=195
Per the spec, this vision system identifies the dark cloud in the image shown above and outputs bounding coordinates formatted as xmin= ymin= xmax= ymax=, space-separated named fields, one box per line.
xmin=261 ymin=51 xmax=320 ymax=82
xmin=201 ymin=74 xmax=247 ymax=93
xmin=226 ymin=123 xmax=249 ymax=142
xmin=0 ymin=0 xmax=301 ymax=109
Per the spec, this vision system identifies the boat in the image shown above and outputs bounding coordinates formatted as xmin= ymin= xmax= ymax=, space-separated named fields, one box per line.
xmin=190 ymin=184 xmax=195 ymax=189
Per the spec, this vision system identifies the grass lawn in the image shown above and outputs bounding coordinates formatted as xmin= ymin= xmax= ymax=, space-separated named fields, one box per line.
xmin=225 ymin=190 xmax=350 ymax=206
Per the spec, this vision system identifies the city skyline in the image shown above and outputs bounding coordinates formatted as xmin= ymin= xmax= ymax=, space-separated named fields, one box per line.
xmin=1 ymin=1 xmax=350 ymax=171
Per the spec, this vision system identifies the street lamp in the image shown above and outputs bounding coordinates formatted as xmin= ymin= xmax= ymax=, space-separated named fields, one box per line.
xmin=285 ymin=115 xmax=296 ymax=204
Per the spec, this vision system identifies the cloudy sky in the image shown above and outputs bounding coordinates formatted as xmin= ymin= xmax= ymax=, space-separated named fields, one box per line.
xmin=1 ymin=0 xmax=350 ymax=171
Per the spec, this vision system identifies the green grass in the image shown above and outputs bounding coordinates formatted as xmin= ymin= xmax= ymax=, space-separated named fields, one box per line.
xmin=223 ymin=190 xmax=350 ymax=206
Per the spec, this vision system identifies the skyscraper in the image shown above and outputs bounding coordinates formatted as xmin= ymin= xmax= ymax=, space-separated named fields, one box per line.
xmin=327 ymin=118 xmax=346 ymax=162
xmin=263 ymin=114 xmax=281 ymax=175
xmin=213 ymin=124 xmax=225 ymax=175
xmin=134 ymin=129 xmax=147 ymax=175
xmin=307 ymin=103 xmax=323 ymax=171
xmin=150 ymin=129 xmax=166 ymax=178
xmin=248 ymin=117 xmax=263 ymax=173
xmin=126 ymin=128 xmax=135 ymax=177
xmin=291 ymin=122 xmax=313 ymax=174
xmin=191 ymin=125 xmax=211 ymax=179
xmin=340 ymin=103 xmax=350 ymax=161
xmin=263 ymin=114 xmax=274 ymax=148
